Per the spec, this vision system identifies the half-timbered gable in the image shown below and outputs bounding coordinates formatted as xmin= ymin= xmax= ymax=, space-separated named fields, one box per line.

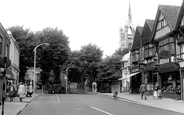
xmin=131 ymin=26 xmax=143 ymax=64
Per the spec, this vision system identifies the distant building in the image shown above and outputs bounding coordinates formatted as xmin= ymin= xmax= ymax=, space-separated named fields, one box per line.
xmin=119 ymin=0 xmax=135 ymax=51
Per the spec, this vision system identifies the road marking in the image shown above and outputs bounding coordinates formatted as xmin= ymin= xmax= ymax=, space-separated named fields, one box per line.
xmin=56 ymin=95 xmax=60 ymax=102
xmin=91 ymin=106 xmax=114 ymax=115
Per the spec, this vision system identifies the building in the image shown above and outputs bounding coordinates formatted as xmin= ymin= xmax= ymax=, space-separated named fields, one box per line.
xmin=7 ymin=31 xmax=20 ymax=84
xmin=129 ymin=26 xmax=143 ymax=93
xmin=141 ymin=19 xmax=156 ymax=93
xmin=119 ymin=0 xmax=135 ymax=51
xmin=119 ymin=51 xmax=130 ymax=92
xmin=173 ymin=0 xmax=184 ymax=100
xmin=152 ymin=5 xmax=181 ymax=99
xmin=0 ymin=23 xmax=11 ymax=102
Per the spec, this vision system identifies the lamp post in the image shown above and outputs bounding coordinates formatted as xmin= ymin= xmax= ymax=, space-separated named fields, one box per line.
xmin=65 ymin=66 xmax=74 ymax=93
xmin=33 ymin=43 xmax=49 ymax=94
xmin=65 ymin=67 xmax=70 ymax=93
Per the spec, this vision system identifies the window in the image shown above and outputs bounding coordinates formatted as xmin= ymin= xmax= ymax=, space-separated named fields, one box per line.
xmin=0 ymin=36 xmax=2 ymax=55
xmin=158 ymin=37 xmax=175 ymax=55
xmin=144 ymin=44 xmax=155 ymax=58
xmin=181 ymin=16 xmax=184 ymax=26
xmin=132 ymin=50 xmax=139 ymax=62
xmin=5 ymin=45 xmax=9 ymax=57
xmin=158 ymin=37 xmax=176 ymax=63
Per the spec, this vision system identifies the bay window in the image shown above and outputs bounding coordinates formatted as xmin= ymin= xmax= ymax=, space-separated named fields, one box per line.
xmin=144 ymin=43 xmax=156 ymax=58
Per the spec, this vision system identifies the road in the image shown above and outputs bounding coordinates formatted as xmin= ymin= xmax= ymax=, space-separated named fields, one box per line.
xmin=19 ymin=94 xmax=183 ymax=115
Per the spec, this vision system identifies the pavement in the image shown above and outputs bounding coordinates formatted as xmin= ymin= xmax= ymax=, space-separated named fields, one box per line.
xmin=0 ymin=93 xmax=40 ymax=115
xmin=100 ymin=92 xmax=184 ymax=114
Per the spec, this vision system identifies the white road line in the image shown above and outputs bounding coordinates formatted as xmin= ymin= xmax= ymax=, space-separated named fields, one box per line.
xmin=91 ymin=106 xmax=114 ymax=115
xmin=56 ymin=95 xmax=60 ymax=102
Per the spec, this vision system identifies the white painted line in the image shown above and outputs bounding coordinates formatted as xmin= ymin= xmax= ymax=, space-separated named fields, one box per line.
xmin=56 ymin=95 xmax=60 ymax=102
xmin=91 ymin=106 xmax=114 ymax=115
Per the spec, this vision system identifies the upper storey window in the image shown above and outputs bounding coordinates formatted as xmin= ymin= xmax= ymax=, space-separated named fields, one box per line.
xmin=132 ymin=50 xmax=139 ymax=62
xmin=0 ymin=36 xmax=2 ymax=56
xmin=181 ymin=16 xmax=184 ymax=26
xmin=144 ymin=44 xmax=156 ymax=58
xmin=154 ymin=12 xmax=171 ymax=40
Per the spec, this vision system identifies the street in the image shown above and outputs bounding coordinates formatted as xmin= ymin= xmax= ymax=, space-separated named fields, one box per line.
xmin=18 ymin=94 xmax=183 ymax=115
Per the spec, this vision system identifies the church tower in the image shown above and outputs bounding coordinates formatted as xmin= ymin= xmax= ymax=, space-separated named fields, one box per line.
xmin=119 ymin=0 xmax=135 ymax=51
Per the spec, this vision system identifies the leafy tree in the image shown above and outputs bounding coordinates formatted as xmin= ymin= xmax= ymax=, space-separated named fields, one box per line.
xmin=8 ymin=26 xmax=35 ymax=82
xmin=79 ymin=43 xmax=103 ymax=89
xmin=35 ymin=27 xmax=70 ymax=85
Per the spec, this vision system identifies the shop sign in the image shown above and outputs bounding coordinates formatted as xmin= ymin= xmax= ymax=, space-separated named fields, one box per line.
xmin=157 ymin=62 xmax=179 ymax=73
xmin=159 ymin=50 xmax=170 ymax=59
xmin=179 ymin=61 xmax=184 ymax=68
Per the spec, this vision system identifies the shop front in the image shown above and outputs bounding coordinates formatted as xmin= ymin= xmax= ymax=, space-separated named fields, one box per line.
xmin=129 ymin=66 xmax=142 ymax=93
xmin=157 ymin=62 xmax=181 ymax=100
xmin=143 ymin=62 xmax=158 ymax=95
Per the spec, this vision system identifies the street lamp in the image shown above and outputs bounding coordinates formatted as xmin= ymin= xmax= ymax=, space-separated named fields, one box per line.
xmin=65 ymin=66 xmax=74 ymax=93
xmin=65 ymin=67 xmax=70 ymax=93
xmin=33 ymin=43 xmax=49 ymax=93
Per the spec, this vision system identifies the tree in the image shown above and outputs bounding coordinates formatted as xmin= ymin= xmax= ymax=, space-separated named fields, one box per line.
xmin=79 ymin=43 xmax=103 ymax=89
xmin=9 ymin=26 xmax=35 ymax=82
xmin=35 ymin=27 xmax=70 ymax=85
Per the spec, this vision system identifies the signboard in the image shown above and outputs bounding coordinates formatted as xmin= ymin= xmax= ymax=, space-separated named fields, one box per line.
xmin=179 ymin=61 xmax=184 ymax=68
xmin=159 ymin=50 xmax=170 ymax=59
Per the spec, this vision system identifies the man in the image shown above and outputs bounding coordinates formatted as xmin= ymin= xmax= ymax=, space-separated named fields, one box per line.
xmin=139 ymin=83 xmax=147 ymax=100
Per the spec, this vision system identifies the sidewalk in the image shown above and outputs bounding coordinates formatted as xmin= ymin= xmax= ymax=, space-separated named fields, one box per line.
xmin=0 ymin=93 xmax=40 ymax=115
xmin=101 ymin=92 xmax=184 ymax=114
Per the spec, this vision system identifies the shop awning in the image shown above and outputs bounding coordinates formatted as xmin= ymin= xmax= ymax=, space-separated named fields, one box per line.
xmin=118 ymin=72 xmax=140 ymax=80
xmin=118 ymin=77 xmax=129 ymax=80
xmin=6 ymin=69 xmax=15 ymax=80
xmin=129 ymin=72 xmax=140 ymax=77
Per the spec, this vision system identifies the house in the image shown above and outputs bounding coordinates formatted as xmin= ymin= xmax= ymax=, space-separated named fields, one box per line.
xmin=129 ymin=26 xmax=143 ymax=93
xmin=152 ymin=5 xmax=181 ymax=99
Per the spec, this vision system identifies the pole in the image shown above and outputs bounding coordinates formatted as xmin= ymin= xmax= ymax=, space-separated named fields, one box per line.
xmin=66 ymin=67 xmax=72 ymax=93
xmin=2 ymin=57 xmax=7 ymax=115
xmin=33 ymin=43 xmax=49 ymax=94
xmin=33 ymin=48 xmax=36 ymax=94
xmin=66 ymin=67 xmax=69 ymax=93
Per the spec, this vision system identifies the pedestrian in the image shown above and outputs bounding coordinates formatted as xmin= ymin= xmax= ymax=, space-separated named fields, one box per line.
xmin=153 ymin=89 xmax=158 ymax=99
xmin=27 ymin=85 xmax=33 ymax=97
xmin=139 ymin=83 xmax=147 ymax=100
xmin=18 ymin=82 xmax=25 ymax=102
xmin=157 ymin=87 xmax=162 ymax=99
xmin=175 ymin=85 xmax=181 ymax=100
xmin=8 ymin=83 xmax=15 ymax=102
xmin=113 ymin=91 xmax=118 ymax=100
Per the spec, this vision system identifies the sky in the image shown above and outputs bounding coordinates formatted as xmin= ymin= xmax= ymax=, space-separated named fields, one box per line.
xmin=0 ymin=0 xmax=183 ymax=57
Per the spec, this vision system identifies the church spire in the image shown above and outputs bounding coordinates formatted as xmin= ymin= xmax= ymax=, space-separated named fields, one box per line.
xmin=128 ymin=0 xmax=132 ymax=23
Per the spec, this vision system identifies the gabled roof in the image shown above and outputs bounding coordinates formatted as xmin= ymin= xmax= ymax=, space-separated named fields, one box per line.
xmin=142 ymin=19 xmax=155 ymax=45
xmin=159 ymin=5 xmax=180 ymax=29
xmin=175 ymin=0 xmax=184 ymax=29
xmin=152 ymin=5 xmax=180 ymax=40
xmin=131 ymin=26 xmax=143 ymax=51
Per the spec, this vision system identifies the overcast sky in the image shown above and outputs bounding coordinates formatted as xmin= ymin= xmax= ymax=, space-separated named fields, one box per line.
xmin=0 ymin=0 xmax=183 ymax=57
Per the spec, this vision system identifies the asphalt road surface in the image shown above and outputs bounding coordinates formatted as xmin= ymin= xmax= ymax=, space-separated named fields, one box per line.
xmin=19 ymin=94 xmax=183 ymax=115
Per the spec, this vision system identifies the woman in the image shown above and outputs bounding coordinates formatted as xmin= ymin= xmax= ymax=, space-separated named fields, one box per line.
xmin=18 ymin=83 xmax=25 ymax=102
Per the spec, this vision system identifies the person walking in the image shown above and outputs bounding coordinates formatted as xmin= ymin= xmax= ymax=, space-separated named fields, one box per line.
xmin=18 ymin=82 xmax=25 ymax=102
xmin=139 ymin=83 xmax=147 ymax=100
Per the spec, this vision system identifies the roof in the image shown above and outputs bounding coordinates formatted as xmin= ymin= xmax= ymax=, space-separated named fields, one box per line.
xmin=120 ymin=51 xmax=130 ymax=62
xmin=159 ymin=5 xmax=180 ymax=30
xmin=142 ymin=19 xmax=155 ymax=45
xmin=175 ymin=0 xmax=184 ymax=29
xmin=131 ymin=26 xmax=143 ymax=51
